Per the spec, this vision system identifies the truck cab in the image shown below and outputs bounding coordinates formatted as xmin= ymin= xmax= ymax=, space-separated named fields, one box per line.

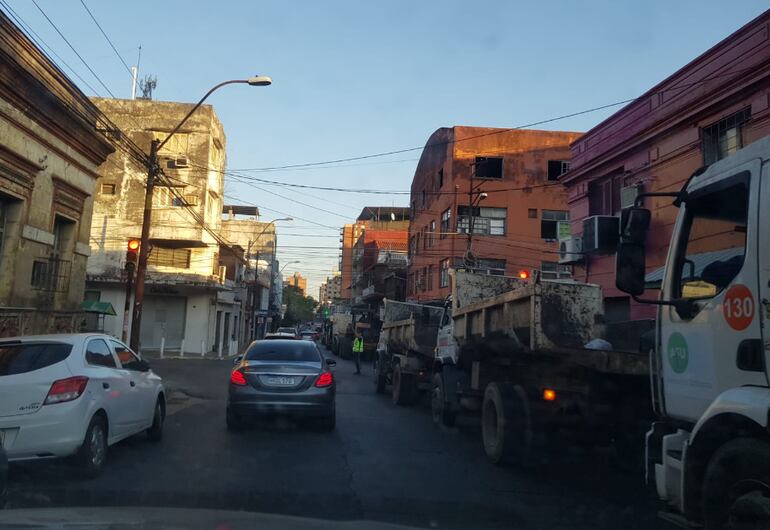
xmin=616 ymin=134 xmax=770 ymax=529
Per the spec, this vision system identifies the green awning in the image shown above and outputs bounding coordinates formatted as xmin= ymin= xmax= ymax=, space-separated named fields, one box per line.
xmin=81 ymin=300 xmax=117 ymax=316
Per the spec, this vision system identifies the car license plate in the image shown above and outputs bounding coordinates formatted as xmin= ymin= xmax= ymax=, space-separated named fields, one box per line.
xmin=266 ymin=376 xmax=296 ymax=386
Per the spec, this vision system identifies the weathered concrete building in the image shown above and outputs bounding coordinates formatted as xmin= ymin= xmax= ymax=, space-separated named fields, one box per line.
xmin=220 ymin=208 xmax=277 ymax=340
xmin=0 ymin=11 xmax=114 ymax=337
xmin=409 ymin=126 xmax=581 ymax=302
xmin=561 ymin=10 xmax=770 ymax=321
xmin=86 ymin=98 xmax=241 ymax=355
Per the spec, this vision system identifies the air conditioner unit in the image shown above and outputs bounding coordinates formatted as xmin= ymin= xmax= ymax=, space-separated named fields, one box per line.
xmin=582 ymin=215 xmax=619 ymax=254
xmin=620 ymin=183 xmax=644 ymax=209
xmin=217 ymin=265 xmax=227 ymax=283
xmin=559 ymin=236 xmax=583 ymax=264
xmin=167 ymin=156 xmax=189 ymax=169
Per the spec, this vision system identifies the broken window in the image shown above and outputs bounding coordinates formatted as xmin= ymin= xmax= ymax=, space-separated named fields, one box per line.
xmin=541 ymin=210 xmax=569 ymax=240
xmin=440 ymin=208 xmax=451 ymax=239
xmin=457 ymin=206 xmax=506 ymax=236
xmin=547 ymin=160 xmax=570 ymax=181
xmin=474 ymin=157 xmax=503 ymax=179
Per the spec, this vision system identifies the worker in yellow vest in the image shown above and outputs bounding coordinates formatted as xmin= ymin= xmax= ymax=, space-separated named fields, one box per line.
xmin=352 ymin=332 xmax=364 ymax=375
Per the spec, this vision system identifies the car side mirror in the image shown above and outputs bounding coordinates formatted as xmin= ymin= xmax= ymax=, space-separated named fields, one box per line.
xmin=232 ymin=355 xmax=243 ymax=366
xmin=136 ymin=359 xmax=151 ymax=372
xmin=325 ymin=358 xmax=336 ymax=367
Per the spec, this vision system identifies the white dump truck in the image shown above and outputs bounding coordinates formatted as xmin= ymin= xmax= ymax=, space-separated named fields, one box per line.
xmin=614 ymin=133 xmax=770 ymax=528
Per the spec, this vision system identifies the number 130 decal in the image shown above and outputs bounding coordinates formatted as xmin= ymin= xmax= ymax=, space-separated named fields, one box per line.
xmin=723 ymin=284 xmax=755 ymax=331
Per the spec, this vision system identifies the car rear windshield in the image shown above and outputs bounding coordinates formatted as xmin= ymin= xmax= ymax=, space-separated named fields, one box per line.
xmin=245 ymin=341 xmax=321 ymax=362
xmin=277 ymin=328 xmax=295 ymax=334
xmin=0 ymin=342 xmax=73 ymax=376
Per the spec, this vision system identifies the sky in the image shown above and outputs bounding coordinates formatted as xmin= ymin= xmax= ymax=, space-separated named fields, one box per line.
xmin=2 ymin=0 xmax=767 ymax=298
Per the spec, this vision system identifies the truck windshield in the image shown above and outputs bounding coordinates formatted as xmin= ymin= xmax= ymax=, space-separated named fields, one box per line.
xmin=672 ymin=173 xmax=749 ymax=304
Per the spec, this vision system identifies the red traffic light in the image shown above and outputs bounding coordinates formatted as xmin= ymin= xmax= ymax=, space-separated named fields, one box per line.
xmin=518 ymin=270 xmax=530 ymax=280
xmin=127 ymin=239 xmax=140 ymax=251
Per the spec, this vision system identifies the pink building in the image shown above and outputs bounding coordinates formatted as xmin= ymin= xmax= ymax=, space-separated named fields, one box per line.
xmin=562 ymin=10 xmax=770 ymax=322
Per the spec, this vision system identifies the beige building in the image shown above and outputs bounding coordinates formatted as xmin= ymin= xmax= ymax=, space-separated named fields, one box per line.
xmin=319 ymin=272 xmax=342 ymax=303
xmin=86 ymin=98 xmax=242 ymax=355
xmin=0 ymin=12 xmax=114 ymax=337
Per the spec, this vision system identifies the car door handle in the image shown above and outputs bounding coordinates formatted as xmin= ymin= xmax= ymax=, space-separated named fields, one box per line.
xmin=102 ymin=382 xmax=110 ymax=390
xmin=130 ymin=381 xmax=136 ymax=387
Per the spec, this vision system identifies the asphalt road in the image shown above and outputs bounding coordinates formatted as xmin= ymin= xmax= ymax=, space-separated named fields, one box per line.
xmin=4 ymin=345 xmax=674 ymax=530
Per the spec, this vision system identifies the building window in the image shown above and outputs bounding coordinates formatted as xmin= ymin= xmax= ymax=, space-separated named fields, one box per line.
xmin=475 ymin=258 xmax=506 ymax=276
xmin=421 ymin=267 xmax=428 ymax=291
xmin=409 ymin=235 xmax=416 ymax=257
xmin=475 ymin=157 xmax=503 ymax=179
xmin=528 ymin=208 xmax=537 ymax=219
xmin=457 ymin=206 xmax=506 ymax=236
xmin=411 ymin=200 xmax=416 ymax=216
xmin=100 ymin=183 xmax=116 ymax=195
xmin=541 ymin=210 xmax=569 ymax=240
xmin=31 ymin=258 xmax=70 ymax=292
xmin=438 ymin=168 xmax=444 ymax=189
xmin=148 ymin=247 xmax=191 ymax=268
xmin=440 ymin=259 xmax=450 ymax=288
xmin=421 ymin=190 xmax=426 ymax=206
xmin=422 ymin=227 xmax=428 ymax=250
xmin=547 ymin=160 xmax=570 ymax=181
xmin=588 ymin=173 xmax=624 ymax=216
xmin=702 ymin=108 xmax=751 ymax=165
xmin=440 ymin=208 xmax=451 ymax=239
xmin=153 ymin=186 xmax=185 ymax=208
xmin=429 ymin=220 xmax=436 ymax=247
xmin=414 ymin=232 xmax=421 ymax=255
xmin=541 ymin=261 xmax=572 ymax=280
xmin=427 ymin=264 xmax=433 ymax=291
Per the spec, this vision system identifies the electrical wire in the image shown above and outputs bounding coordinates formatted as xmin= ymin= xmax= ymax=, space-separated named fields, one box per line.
xmin=78 ymin=0 xmax=133 ymax=78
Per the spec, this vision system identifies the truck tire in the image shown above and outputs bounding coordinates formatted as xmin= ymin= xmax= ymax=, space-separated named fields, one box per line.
xmin=431 ymin=372 xmax=456 ymax=427
xmin=702 ymin=437 xmax=770 ymax=530
xmin=481 ymin=382 xmax=531 ymax=466
xmin=392 ymin=363 xmax=415 ymax=406
xmin=373 ymin=352 xmax=387 ymax=394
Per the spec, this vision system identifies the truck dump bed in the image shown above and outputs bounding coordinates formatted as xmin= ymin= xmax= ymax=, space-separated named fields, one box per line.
xmin=451 ymin=270 xmax=648 ymax=375
xmin=382 ymin=300 xmax=445 ymax=357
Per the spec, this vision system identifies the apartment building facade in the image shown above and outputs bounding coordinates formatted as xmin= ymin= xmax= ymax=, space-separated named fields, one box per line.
xmin=408 ymin=126 xmax=581 ymax=302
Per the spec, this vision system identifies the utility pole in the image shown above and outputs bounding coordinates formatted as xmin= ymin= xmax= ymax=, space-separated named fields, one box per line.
xmin=129 ymin=138 xmax=159 ymax=352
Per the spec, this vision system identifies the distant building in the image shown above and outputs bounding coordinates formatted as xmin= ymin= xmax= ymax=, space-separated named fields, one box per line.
xmin=319 ymin=272 xmax=342 ymax=303
xmin=339 ymin=207 xmax=410 ymax=301
xmin=409 ymin=126 xmax=581 ymax=302
xmin=86 ymin=98 xmax=242 ymax=355
xmin=0 ymin=11 xmax=114 ymax=337
xmin=561 ymin=10 xmax=770 ymax=322
xmin=284 ymin=271 xmax=308 ymax=296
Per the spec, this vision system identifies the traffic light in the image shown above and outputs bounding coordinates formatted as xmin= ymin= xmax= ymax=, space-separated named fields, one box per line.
xmin=126 ymin=239 xmax=140 ymax=268
xmin=517 ymin=269 xmax=530 ymax=280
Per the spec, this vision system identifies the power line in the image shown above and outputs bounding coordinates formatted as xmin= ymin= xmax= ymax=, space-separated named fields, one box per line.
xmin=79 ymin=0 xmax=133 ymax=78
xmin=29 ymin=0 xmax=117 ymax=97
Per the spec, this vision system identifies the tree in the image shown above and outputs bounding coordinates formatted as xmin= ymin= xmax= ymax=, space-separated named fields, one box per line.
xmin=281 ymin=285 xmax=317 ymax=326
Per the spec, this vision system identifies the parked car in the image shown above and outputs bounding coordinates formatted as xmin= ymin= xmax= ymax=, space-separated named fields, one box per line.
xmin=226 ymin=339 xmax=336 ymax=431
xmin=0 ymin=334 xmax=165 ymax=477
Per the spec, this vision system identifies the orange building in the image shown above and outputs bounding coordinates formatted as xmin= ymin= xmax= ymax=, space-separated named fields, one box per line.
xmin=408 ymin=126 xmax=582 ymax=302
xmin=339 ymin=223 xmax=365 ymax=300
xmin=284 ymin=271 xmax=307 ymax=296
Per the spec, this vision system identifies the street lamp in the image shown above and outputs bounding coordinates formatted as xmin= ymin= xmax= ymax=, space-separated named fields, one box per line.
xmin=281 ymin=261 xmax=301 ymax=273
xmin=129 ymin=75 xmax=272 ymax=352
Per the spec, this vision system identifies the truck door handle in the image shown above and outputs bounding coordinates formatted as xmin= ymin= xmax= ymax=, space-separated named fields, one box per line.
xmin=130 ymin=381 xmax=136 ymax=387
xmin=102 ymin=382 xmax=110 ymax=390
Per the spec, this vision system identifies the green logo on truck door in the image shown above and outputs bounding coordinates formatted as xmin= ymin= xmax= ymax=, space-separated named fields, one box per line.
xmin=667 ymin=332 xmax=689 ymax=374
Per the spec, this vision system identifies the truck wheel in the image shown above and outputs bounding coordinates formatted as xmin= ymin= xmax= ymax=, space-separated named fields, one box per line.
xmin=373 ymin=352 xmax=387 ymax=394
xmin=481 ymin=382 xmax=531 ymax=466
xmin=392 ymin=363 xmax=415 ymax=406
xmin=703 ymin=437 xmax=770 ymax=530
xmin=431 ymin=373 xmax=456 ymax=427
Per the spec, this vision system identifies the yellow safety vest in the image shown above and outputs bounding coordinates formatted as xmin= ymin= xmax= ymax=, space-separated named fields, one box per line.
xmin=353 ymin=337 xmax=364 ymax=353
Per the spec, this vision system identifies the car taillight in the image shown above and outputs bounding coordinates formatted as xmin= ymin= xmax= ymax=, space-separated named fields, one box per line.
xmin=44 ymin=376 xmax=88 ymax=405
xmin=315 ymin=372 xmax=333 ymax=388
xmin=230 ymin=369 xmax=247 ymax=386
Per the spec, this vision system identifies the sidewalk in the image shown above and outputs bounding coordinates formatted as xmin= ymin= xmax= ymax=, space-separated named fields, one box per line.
xmin=141 ymin=348 xmax=241 ymax=361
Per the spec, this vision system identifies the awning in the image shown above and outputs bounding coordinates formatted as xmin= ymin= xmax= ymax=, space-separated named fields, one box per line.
xmin=81 ymin=300 xmax=117 ymax=316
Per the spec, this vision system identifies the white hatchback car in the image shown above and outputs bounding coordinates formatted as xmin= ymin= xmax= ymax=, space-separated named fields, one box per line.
xmin=0 ymin=333 xmax=165 ymax=477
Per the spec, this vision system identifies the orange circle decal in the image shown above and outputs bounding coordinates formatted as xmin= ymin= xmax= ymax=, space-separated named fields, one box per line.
xmin=723 ymin=284 xmax=755 ymax=331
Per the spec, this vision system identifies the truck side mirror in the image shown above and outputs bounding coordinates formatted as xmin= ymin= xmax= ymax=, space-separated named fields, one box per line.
xmin=620 ymin=207 xmax=651 ymax=244
xmin=616 ymin=242 xmax=646 ymax=296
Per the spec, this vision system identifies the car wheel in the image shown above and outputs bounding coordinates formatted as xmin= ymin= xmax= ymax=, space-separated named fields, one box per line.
xmin=77 ymin=414 xmax=108 ymax=478
xmin=226 ymin=408 xmax=243 ymax=432
xmin=392 ymin=363 xmax=415 ymax=406
xmin=373 ymin=353 xmax=387 ymax=394
xmin=146 ymin=397 xmax=164 ymax=442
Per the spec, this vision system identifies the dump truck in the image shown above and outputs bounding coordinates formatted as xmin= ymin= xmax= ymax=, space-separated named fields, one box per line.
xmin=376 ymin=270 xmax=653 ymax=466
xmin=612 ymin=133 xmax=770 ymax=528
xmin=374 ymin=300 xmax=448 ymax=403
